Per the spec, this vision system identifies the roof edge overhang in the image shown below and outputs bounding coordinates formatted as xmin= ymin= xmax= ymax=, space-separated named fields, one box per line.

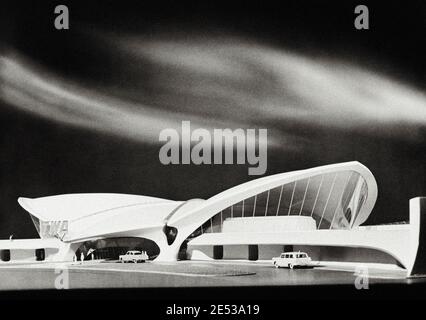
xmin=167 ymin=161 xmax=377 ymax=232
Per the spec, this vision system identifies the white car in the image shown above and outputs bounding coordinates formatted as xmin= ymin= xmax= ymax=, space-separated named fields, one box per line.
xmin=119 ymin=250 xmax=149 ymax=263
xmin=272 ymin=252 xmax=311 ymax=269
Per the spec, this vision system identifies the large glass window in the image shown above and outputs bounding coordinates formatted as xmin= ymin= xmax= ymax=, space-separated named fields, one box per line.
xmin=190 ymin=170 xmax=368 ymax=236
xmin=40 ymin=220 xmax=68 ymax=239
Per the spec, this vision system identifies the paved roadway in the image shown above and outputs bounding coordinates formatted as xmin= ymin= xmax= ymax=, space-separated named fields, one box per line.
xmin=0 ymin=259 xmax=423 ymax=290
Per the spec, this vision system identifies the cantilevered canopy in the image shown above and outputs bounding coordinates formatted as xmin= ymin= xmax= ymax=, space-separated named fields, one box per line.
xmin=167 ymin=161 xmax=378 ymax=243
xmin=18 ymin=193 xmax=176 ymax=221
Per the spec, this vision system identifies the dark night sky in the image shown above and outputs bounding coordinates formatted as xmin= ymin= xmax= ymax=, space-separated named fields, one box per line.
xmin=0 ymin=0 xmax=425 ymax=238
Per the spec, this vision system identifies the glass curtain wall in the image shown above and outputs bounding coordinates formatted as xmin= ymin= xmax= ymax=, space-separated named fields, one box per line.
xmin=187 ymin=170 xmax=368 ymax=239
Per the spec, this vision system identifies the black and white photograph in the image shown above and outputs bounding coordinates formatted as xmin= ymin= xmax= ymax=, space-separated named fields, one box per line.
xmin=0 ymin=0 xmax=425 ymax=310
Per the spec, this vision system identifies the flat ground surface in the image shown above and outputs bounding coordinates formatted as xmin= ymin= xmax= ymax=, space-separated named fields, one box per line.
xmin=0 ymin=260 xmax=424 ymax=290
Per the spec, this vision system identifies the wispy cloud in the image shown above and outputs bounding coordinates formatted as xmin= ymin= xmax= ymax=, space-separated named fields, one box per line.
xmin=1 ymin=33 xmax=425 ymax=150
xmin=0 ymin=52 xmax=277 ymax=147
xmin=120 ymin=36 xmax=426 ymax=140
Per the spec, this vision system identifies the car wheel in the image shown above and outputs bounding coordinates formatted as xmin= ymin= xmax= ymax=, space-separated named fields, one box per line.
xmin=289 ymin=263 xmax=294 ymax=269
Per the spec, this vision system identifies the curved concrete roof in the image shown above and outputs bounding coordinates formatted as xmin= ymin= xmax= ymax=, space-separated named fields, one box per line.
xmin=64 ymin=201 xmax=182 ymax=242
xmin=17 ymin=162 xmax=377 ymax=247
xmin=18 ymin=193 xmax=177 ymax=221
xmin=168 ymin=161 xmax=377 ymax=241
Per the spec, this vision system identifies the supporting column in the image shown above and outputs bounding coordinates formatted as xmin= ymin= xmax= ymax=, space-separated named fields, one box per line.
xmin=408 ymin=197 xmax=426 ymax=276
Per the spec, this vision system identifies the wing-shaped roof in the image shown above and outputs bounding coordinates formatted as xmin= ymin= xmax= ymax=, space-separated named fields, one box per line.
xmin=167 ymin=161 xmax=377 ymax=239
xmin=18 ymin=193 xmax=176 ymax=221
